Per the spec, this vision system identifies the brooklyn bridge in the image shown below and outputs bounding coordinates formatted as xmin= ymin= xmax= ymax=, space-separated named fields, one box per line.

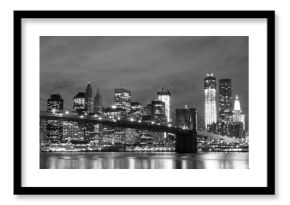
xmin=40 ymin=111 xmax=240 ymax=153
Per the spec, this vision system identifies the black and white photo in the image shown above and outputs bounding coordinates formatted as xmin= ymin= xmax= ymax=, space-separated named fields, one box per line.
xmin=40 ymin=36 xmax=249 ymax=169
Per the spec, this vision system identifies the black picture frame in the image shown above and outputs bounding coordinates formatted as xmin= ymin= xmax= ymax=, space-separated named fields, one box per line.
xmin=14 ymin=10 xmax=275 ymax=195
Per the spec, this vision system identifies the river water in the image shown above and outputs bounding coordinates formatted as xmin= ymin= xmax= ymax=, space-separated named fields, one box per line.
xmin=40 ymin=152 xmax=249 ymax=169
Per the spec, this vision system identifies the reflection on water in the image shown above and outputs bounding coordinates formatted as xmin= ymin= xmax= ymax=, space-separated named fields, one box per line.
xmin=40 ymin=152 xmax=249 ymax=169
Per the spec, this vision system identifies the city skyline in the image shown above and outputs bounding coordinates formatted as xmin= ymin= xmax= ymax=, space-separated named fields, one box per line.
xmin=43 ymin=77 xmax=247 ymax=130
xmin=40 ymin=36 xmax=248 ymax=125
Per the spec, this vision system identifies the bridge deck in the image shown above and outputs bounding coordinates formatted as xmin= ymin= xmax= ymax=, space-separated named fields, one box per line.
xmin=40 ymin=113 xmax=194 ymax=134
xmin=40 ymin=113 xmax=239 ymax=143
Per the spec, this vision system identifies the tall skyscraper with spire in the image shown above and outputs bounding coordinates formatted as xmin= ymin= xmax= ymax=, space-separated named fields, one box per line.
xmin=204 ymin=73 xmax=217 ymax=130
xmin=85 ymin=82 xmax=93 ymax=114
xmin=233 ymin=94 xmax=246 ymax=131
xmin=233 ymin=95 xmax=241 ymax=121
xmin=157 ymin=87 xmax=171 ymax=122
xmin=93 ymin=88 xmax=102 ymax=114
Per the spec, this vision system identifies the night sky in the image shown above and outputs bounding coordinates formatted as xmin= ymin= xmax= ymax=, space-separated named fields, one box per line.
xmin=40 ymin=36 xmax=248 ymax=124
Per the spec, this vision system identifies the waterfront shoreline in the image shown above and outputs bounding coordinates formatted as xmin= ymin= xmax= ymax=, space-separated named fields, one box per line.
xmin=40 ymin=152 xmax=249 ymax=169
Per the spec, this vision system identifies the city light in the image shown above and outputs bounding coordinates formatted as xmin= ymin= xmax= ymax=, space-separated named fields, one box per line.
xmin=114 ymin=88 xmax=131 ymax=112
xmin=41 ymin=75 xmax=248 ymax=154
xmin=204 ymin=74 xmax=217 ymax=129
xmin=232 ymin=95 xmax=246 ymax=131
xmin=157 ymin=88 xmax=171 ymax=123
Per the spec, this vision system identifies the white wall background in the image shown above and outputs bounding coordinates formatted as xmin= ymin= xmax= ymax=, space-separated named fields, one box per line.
xmin=0 ymin=0 xmax=286 ymax=204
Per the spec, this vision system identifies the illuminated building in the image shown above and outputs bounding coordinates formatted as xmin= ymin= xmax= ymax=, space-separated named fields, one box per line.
xmin=139 ymin=133 xmax=153 ymax=145
xmin=124 ymin=129 xmax=139 ymax=145
xmin=114 ymin=88 xmax=131 ymax=113
xmin=129 ymin=102 xmax=143 ymax=120
xmin=152 ymin=100 xmax=166 ymax=123
xmin=93 ymin=88 xmax=103 ymax=115
xmin=62 ymin=121 xmax=79 ymax=141
xmin=240 ymin=114 xmax=246 ymax=131
xmin=46 ymin=120 xmax=63 ymax=143
xmin=40 ymin=119 xmax=47 ymax=146
xmin=204 ymin=73 xmax=217 ymax=130
xmin=157 ymin=88 xmax=171 ymax=122
xmin=80 ymin=123 xmax=95 ymax=142
xmin=62 ymin=122 xmax=95 ymax=143
xmin=217 ymin=79 xmax=232 ymax=136
xmin=103 ymin=107 xmax=126 ymax=120
xmin=176 ymin=106 xmax=197 ymax=130
xmin=233 ymin=95 xmax=246 ymax=131
xmin=46 ymin=94 xmax=63 ymax=143
xmin=219 ymin=79 xmax=232 ymax=122
xmin=47 ymin=94 xmax=63 ymax=113
xmin=94 ymin=124 xmax=103 ymax=144
xmin=73 ymin=92 xmax=86 ymax=115
xmin=112 ymin=131 xmax=127 ymax=145
xmin=233 ymin=95 xmax=241 ymax=121
xmin=85 ymin=82 xmax=93 ymax=113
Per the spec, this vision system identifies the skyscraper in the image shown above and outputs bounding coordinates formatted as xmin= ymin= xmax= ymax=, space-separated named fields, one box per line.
xmin=217 ymin=79 xmax=232 ymax=136
xmin=93 ymin=88 xmax=102 ymax=114
xmin=129 ymin=102 xmax=143 ymax=120
xmin=103 ymin=107 xmax=126 ymax=120
xmin=219 ymin=79 xmax=233 ymax=122
xmin=47 ymin=93 xmax=63 ymax=113
xmin=233 ymin=95 xmax=241 ymax=122
xmin=85 ymin=82 xmax=93 ymax=113
xmin=204 ymin=73 xmax=217 ymax=130
xmin=157 ymin=88 xmax=171 ymax=122
xmin=114 ymin=88 xmax=131 ymax=112
xmin=46 ymin=94 xmax=63 ymax=143
xmin=233 ymin=95 xmax=246 ymax=131
xmin=73 ymin=92 xmax=86 ymax=115
xmin=62 ymin=121 xmax=79 ymax=141
xmin=240 ymin=114 xmax=246 ymax=131
xmin=152 ymin=100 xmax=166 ymax=123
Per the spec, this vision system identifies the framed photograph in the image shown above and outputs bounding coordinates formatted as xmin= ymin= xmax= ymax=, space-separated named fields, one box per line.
xmin=14 ymin=11 xmax=275 ymax=195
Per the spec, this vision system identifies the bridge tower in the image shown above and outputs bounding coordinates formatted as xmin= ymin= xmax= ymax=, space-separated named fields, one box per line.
xmin=175 ymin=108 xmax=197 ymax=153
